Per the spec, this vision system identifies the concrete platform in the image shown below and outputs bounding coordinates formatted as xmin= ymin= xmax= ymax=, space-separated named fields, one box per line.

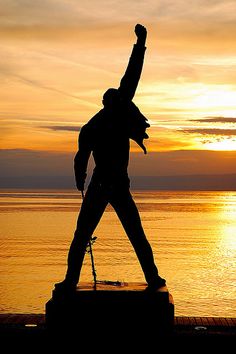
xmin=0 ymin=313 xmax=235 ymax=350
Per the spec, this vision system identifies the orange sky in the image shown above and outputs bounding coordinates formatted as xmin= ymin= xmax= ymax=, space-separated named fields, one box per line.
xmin=0 ymin=0 xmax=236 ymax=182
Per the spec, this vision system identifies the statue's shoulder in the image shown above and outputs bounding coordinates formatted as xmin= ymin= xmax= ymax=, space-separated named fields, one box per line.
xmin=86 ymin=109 xmax=105 ymax=128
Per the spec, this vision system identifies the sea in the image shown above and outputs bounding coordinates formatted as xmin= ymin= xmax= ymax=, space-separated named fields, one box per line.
xmin=0 ymin=189 xmax=235 ymax=317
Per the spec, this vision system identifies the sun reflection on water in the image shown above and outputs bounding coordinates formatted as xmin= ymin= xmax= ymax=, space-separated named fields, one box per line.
xmin=217 ymin=195 xmax=236 ymax=251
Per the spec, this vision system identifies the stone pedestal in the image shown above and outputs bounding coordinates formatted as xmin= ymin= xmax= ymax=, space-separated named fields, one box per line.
xmin=45 ymin=282 xmax=174 ymax=341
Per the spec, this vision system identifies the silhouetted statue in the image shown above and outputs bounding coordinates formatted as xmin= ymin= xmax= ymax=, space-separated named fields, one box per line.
xmin=55 ymin=24 xmax=166 ymax=292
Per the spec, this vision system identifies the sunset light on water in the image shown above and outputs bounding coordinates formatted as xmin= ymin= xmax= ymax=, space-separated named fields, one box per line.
xmin=0 ymin=190 xmax=236 ymax=316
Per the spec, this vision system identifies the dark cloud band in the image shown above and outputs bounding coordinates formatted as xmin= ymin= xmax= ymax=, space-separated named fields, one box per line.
xmin=192 ymin=117 xmax=236 ymax=123
xmin=182 ymin=128 xmax=236 ymax=136
xmin=42 ymin=125 xmax=81 ymax=132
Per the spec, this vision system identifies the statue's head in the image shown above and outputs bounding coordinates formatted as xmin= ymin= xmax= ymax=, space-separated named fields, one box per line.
xmin=102 ymin=88 xmax=121 ymax=108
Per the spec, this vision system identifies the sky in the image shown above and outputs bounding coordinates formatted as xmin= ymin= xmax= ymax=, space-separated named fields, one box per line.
xmin=1 ymin=0 xmax=236 ymax=188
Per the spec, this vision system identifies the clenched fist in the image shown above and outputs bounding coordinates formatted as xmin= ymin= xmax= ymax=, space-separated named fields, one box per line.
xmin=135 ymin=24 xmax=147 ymax=41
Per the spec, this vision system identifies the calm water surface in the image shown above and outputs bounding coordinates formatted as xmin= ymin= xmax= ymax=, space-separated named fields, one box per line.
xmin=0 ymin=189 xmax=235 ymax=317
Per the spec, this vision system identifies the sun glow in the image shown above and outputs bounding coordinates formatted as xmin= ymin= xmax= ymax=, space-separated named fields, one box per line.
xmin=194 ymin=88 xmax=236 ymax=109
xmin=203 ymin=138 xmax=236 ymax=151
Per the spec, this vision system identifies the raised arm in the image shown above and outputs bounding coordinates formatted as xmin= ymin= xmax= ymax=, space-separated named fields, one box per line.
xmin=118 ymin=24 xmax=147 ymax=101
